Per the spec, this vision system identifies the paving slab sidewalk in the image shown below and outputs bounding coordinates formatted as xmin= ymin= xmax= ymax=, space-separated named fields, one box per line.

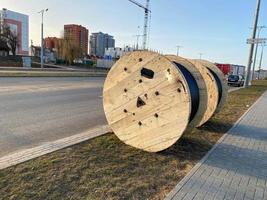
xmin=166 ymin=91 xmax=267 ymax=200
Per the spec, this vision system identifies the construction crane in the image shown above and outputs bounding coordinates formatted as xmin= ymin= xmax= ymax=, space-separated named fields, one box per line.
xmin=128 ymin=0 xmax=151 ymax=50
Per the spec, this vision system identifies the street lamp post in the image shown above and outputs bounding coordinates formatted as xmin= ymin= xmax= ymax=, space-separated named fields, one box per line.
xmin=257 ymin=44 xmax=265 ymax=79
xmin=38 ymin=8 xmax=48 ymax=69
xmin=134 ymin=34 xmax=142 ymax=50
xmin=252 ymin=25 xmax=266 ymax=80
xmin=244 ymin=0 xmax=261 ymax=87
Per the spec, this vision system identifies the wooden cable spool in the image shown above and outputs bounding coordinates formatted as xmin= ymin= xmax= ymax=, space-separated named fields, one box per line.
xmin=165 ymin=55 xmax=208 ymax=129
xmin=103 ymin=51 xmax=193 ymax=152
xmin=188 ymin=59 xmax=219 ymax=127
xmin=103 ymin=51 xmax=227 ymax=152
xmin=195 ymin=60 xmax=228 ymax=113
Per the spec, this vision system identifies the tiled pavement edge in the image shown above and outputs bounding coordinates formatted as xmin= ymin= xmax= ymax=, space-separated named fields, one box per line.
xmin=0 ymin=125 xmax=111 ymax=170
xmin=165 ymin=91 xmax=267 ymax=200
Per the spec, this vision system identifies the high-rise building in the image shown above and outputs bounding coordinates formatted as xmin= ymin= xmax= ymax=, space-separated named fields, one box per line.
xmin=64 ymin=24 xmax=89 ymax=55
xmin=44 ymin=37 xmax=60 ymax=50
xmin=90 ymin=32 xmax=115 ymax=57
xmin=0 ymin=8 xmax=29 ymax=55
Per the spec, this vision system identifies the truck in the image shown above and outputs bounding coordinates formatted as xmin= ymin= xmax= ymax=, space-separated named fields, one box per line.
xmin=215 ymin=63 xmax=245 ymax=76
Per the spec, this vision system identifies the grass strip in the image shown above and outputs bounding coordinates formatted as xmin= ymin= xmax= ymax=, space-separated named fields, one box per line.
xmin=0 ymin=81 xmax=266 ymax=200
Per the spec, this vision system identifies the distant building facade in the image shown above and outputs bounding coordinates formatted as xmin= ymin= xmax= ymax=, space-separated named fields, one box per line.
xmin=104 ymin=46 xmax=134 ymax=59
xmin=64 ymin=24 xmax=89 ymax=55
xmin=90 ymin=32 xmax=115 ymax=57
xmin=44 ymin=37 xmax=60 ymax=51
xmin=0 ymin=8 xmax=29 ymax=55
xmin=255 ymin=69 xmax=267 ymax=80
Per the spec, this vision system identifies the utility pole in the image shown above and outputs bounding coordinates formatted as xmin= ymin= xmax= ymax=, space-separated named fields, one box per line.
xmin=134 ymin=34 xmax=142 ymax=50
xmin=244 ymin=0 xmax=261 ymax=87
xmin=38 ymin=8 xmax=48 ymax=69
xmin=134 ymin=26 xmax=142 ymax=50
xmin=257 ymin=44 xmax=265 ymax=79
xmin=176 ymin=45 xmax=183 ymax=56
xmin=252 ymin=25 xmax=266 ymax=80
xmin=30 ymin=40 xmax=33 ymax=56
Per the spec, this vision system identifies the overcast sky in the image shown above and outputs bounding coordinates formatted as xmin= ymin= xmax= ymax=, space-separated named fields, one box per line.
xmin=1 ymin=0 xmax=266 ymax=68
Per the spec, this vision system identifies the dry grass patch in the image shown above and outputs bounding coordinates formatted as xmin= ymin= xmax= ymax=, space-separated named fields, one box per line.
xmin=0 ymin=81 xmax=267 ymax=200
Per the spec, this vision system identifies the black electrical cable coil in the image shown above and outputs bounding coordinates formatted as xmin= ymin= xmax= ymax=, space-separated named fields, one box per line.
xmin=174 ymin=62 xmax=200 ymax=122
xmin=208 ymin=69 xmax=223 ymax=106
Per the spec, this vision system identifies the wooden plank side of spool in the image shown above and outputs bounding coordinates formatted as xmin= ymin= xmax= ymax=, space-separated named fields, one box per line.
xmin=165 ymin=55 xmax=208 ymax=129
xmin=188 ymin=59 xmax=219 ymax=127
xmin=103 ymin=51 xmax=191 ymax=152
xmin=196 ymin=60 xmax=228 ymax=113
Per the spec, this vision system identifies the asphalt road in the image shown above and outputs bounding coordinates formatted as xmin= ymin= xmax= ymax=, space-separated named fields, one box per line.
xmin=0 ymin=77 xmax=107 ymax=157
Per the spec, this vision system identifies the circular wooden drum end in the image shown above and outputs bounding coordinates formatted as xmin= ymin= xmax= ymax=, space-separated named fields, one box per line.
xmin=103 ymin=51 xmax=191 ymax=152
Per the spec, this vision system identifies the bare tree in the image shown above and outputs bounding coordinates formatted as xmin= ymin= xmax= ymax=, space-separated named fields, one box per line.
xmin=57 ymin=37 xmax=82 ymax=65
xmin=0 ymin=25 xmax=19 ymax=56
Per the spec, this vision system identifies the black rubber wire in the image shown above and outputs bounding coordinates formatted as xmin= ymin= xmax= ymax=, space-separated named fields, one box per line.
xmin=174 ymin=62 xmax=200 ymax=122
xmin=208 ymin=69 xmax=223 ymax=106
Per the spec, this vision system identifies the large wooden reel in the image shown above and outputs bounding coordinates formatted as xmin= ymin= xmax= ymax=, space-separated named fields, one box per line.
xmin=195 ymin=60 xmax=228 ymax=113
xmin=165 ymin=55 xmax=208 ymax=129
xmin=103 ymin=51 xmax=192 ymax=152
xmin=188 ymin=60 xmax=219 ymax=127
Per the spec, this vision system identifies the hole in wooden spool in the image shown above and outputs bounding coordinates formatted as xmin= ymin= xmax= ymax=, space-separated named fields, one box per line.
xmin=139 ymin=58 xmax=143 ymax=62
xmin=124 ymin=67 xmax=127 ymax=71
xmin=154 ymin=113 xmax=159 ymax=118
xmin=124 ymin=109 xmax=128 ymax=113
xmin=144 ymin=94 xmax=148 ymax=99
xmin=141 ymin=67 xmax=154 ymax=79
xmin=124 ymin=88 xmax=128 ymax=93
xmin=155 ymin=91 xmax=160 ymax=96
xmin=136 ymin=97 xmax=146 ymax=108
xmin=139 ymin=79 xmax=143 ymax=83
xmin=177 ymin=79 xmax=186 ymax=92
xmin=138 ymin=121 xmax=142 ymax=126
xmin=177 ymin=88 xmax=181 ymax=93
xmin=133 ymin=113 xmax=136 ymax=116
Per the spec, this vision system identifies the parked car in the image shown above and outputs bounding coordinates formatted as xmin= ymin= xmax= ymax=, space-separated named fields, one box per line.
xmin=228 ymin=75 xmax=244 ymax=87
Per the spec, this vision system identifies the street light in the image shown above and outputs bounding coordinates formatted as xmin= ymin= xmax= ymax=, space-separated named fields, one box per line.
xmin=38 ymin=8 xmax=48 ymax=69
xmin=257 ymin=44 xmax=266 ymax=79
xmin=252 ymin=25 xmax=266 ymax=79
xmin=244 ymin=0 xmax=261 ymax=87
xmin=176 ymin=45 xmax=183 ymax=56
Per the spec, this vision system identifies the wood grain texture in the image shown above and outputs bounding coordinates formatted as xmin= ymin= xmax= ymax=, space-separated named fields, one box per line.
xmin=103 ymin=51 xmax=191 ymax=152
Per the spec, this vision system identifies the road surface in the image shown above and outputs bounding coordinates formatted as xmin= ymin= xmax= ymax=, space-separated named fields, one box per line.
xmin=0 ymin=77 xmax=107 ymax=157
